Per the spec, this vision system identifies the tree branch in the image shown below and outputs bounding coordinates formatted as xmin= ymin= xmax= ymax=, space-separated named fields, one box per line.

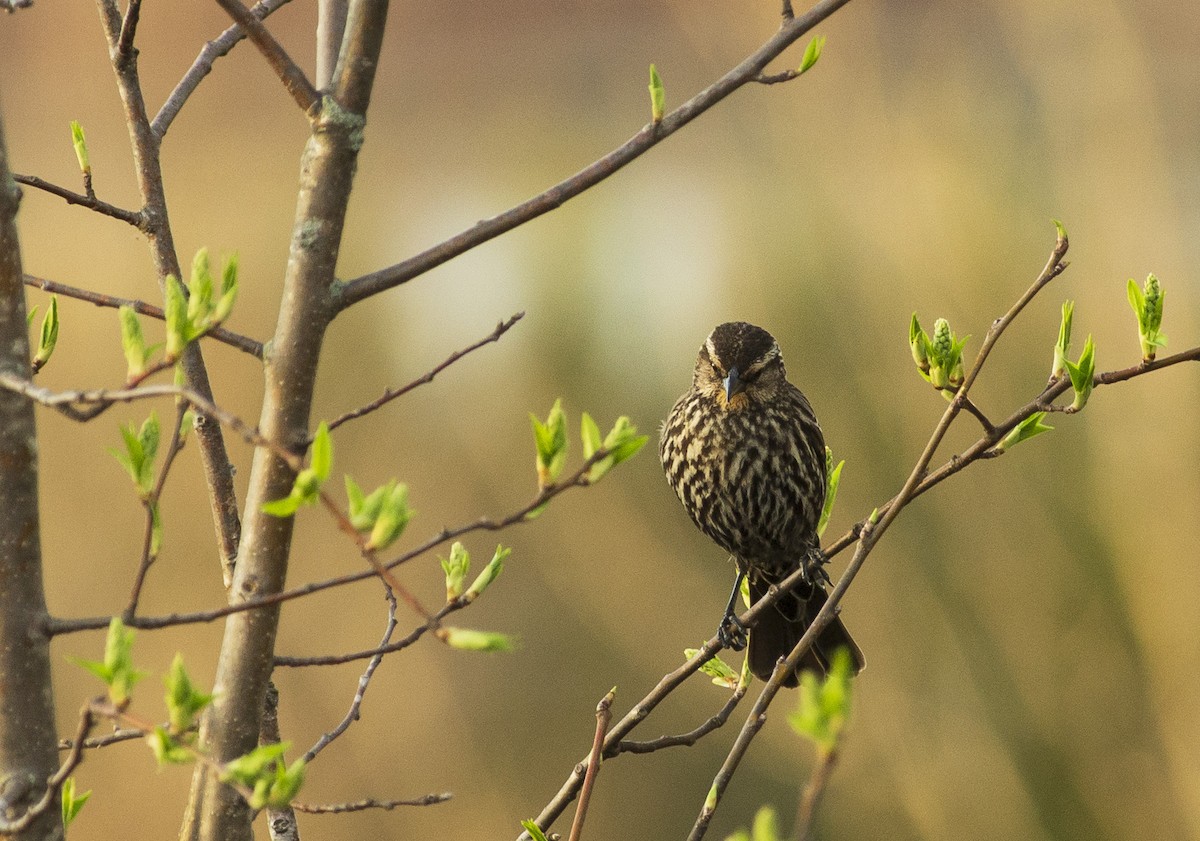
xmin=152 ymin=0 xmax=295 ymax=138
xmin=325 ymin=311 xmax=523 ymax=433
xmin=23 ymin=273 xmax=264 ymax=358
xmin=214 ymin=0 xmax=320 ymax=115
xmin=13 ymin=173 xmax=144 ymax=226
xmin=334 ymin=0 xmax=852 ymax=311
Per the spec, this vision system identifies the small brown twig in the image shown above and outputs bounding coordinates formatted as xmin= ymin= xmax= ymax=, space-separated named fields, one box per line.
xmin=615 ymin=680 xmax=748 ymax=756
xmin=23 ymin=274 xmax=264 ymax=358
xmin=795 ymin=746 xmax=838 ymax=841
xmin=13 ymin=174 xmax=143 ymax=227
xmin=302 ymin=587 xmax=398 ymax=762
xmin=214 ymin=0 xmax=320 ymax=115
xmin=325 ymin=312 xmax=524 ymax=433
xmin=123 ymin=402 xmax=189 ymax=620
xmin=152 ymin=0 xmax=294 ymax=138
xmin=291 ymin=793 xmax=452 ymax=813
xmin=568 ymin=688 xmax=616 ymax=841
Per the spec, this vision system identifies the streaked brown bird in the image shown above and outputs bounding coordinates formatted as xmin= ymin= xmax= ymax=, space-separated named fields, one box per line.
xmin=660 ymin=322 xmax=863 ymax=686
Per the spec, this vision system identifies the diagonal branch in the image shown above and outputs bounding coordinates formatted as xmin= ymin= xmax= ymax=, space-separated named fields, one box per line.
xmin=13 ymin=173 xmax=144 ymax=227
xmin=334 ymin=0 xmax=852 ymax=311
xmin=214 ymin=0 xmax=320 ymax=115
xmin=325 ymin=311 xmax=524 ymax=433
xmin=153 ymin=0 xmax=295 ymax=138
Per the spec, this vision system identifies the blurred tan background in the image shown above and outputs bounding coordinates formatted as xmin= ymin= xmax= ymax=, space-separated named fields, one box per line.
xmin=3 ymin=1 xmax=1200 ymax=839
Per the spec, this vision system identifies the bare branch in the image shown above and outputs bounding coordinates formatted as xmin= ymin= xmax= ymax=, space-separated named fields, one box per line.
xmin=326 ymin=312 xmax=524 ymax=433
xmin=302 ymin=588 xmax=397 ymax=762
xmin=13 ymin=173 xmax=143 ymax=226
xmin=153 ymin=0 xmax=294 ymax=138
xmin=335 ymin=0 xmax=853 ymax=311
xmin=215 ymin=0 xmax=320 ymax=114
xmin=292 ymin=793 xmax=452 ymax=813
xmin=568 ymin=688 xmax=615 ymax=841
xmin=615 ymin=681 xmax=748 ymax=755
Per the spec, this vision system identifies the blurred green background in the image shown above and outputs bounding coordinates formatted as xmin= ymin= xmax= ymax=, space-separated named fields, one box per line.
xmin=2 ymin=1 xmax=1199 ymax=839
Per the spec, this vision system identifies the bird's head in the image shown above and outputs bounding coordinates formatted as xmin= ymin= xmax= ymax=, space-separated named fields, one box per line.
xmin=693 ymin=322 xmax=787 ymax=411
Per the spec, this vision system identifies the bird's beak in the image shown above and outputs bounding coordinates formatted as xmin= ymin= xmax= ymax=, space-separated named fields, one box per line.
xmin=722 ymin=366 xmax=743 ymax=403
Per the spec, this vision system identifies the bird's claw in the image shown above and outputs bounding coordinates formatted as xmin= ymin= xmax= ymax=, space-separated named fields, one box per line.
xmin=717 ymin=611 xmax=748 ymax=651
xmin=801 ymin=547 xmax=831 ymax=587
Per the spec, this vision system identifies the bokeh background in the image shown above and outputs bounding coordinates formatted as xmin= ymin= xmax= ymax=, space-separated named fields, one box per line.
xmin=2 ymin=1 xmax=1199 ymax=839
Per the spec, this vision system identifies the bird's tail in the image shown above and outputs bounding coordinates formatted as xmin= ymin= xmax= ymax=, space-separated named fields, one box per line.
xmin=747 ymin=577 xmax=864 ymax=688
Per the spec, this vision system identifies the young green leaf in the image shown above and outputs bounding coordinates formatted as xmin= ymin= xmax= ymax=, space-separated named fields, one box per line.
xmin=146 ymin=726 xmax=193 ymax=765
xmin=787 ymin=646 xmax=854 ymax=756
xmin=264 ymin=758 xmax=306 ymax=809
xmin=580 ymin=411 xmax=603 ymax=462
xmin=163 ymin=274 xmax=189 ymax=359
xmin=366 ymin=481 xmax=412 ymax=551
xmin=221 ymin=742 xmax=290 ymax=787
xmin=817 ymin=447 xmax=844 ymax=538
xmin=440 ymin=541 xmax=471 ymax=601
xmin=909 ymin=312 xmax=931 ymax=377
xmin=521 ymin=820 xmax=552 ymax=841
xmin=70 ymin=120 xmax=90 ymax=175
xmin=925 ymin=318 xmax=969 ymax=396
xmin=110 ymin=412 xmax=160 ymax=498
xmin=214 ymin=253 xmax=239 ymax=324
xmin=164 ymin=653 xmax=215 ymax=736
xmin=33 ymin=294 xmax=59 ymax=370
xmin=684 ymin=648 xmax=739 ymax=689
xmin=438 ymin=627 xmax=516 ymax=652
xmin=187 ymin=248 xmax=214 ymax=326
xmin=261 ymin=492 xmax=304 ymax=518
xmin=1052 ymin=218 xmax=1068 ymax=247
xmin=1127 ymin=273 xmax=1166 ymax=362
xmin=994 ymin=411 xmax=1053 ymax=453
xmin=74 ymin=617 xmax=146 ymax=706
xmin=798 ymin=34 xmax=826 ymax=74
xmin=530 ymin=399 xmax=568 ymax=489
xmin=587 ymin=415 xmax=649 ymax=483
xmin=648 ymin=63 xmax=665 ymax=123
xmin=309 ymin=422 xmax=333 ymax=482
xmin=61 ymin=776 xmax=91 ymax=830
xmin=464 ymin=545 xmax=510 ymax=602
xmin=1051 ymin=299 xmax=1074 ymax=380
xmin=1063 ymin=334 xmax=1096 ymax=412
xmin=119 ymin=306 xmax=149 ymax=379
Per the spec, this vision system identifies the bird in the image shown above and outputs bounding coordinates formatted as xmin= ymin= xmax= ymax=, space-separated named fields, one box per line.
xmin=660 ymin=321 xmax=863 ymax=686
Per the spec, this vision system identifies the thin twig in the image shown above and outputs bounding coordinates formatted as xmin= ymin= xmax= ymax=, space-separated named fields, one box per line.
xmin=123 ymin=403 xmax=189 ymax=619
xmin=275 ymin=600 xmax=462 ymax=667
xmin=568 ymin=688 xmax=616 ymax=841
xmin=303 ymin=588 xmax=398 ymax=762
xmin=292 ymin=793 xmax=452 ymax=813
xmin=795 ymin=747 xmax=838 ymax=841
xmin=214 ymin=0 xmax=320 ymax=114
xmin=13 ymin=174 xmax=143 ymax=227
xmin=152 ymin=0 xmax=294 ymax=138
xmin=335 ymin=0 xmax=853 ymax=311
xmin=325 ymin=312 xmax=524 ymax=433
xmin=23 ymin=274 xmax=263 ymax=358
xmin=615 ymin=680 xmax=748 ymax=755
